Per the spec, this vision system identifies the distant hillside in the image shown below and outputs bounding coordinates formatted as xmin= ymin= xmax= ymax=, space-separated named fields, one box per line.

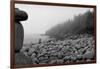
xmin=45 ymin=11 xmax=94 ymax=40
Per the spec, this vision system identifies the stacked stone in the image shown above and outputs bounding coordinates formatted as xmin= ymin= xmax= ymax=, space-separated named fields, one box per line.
xmin=15 ymin=8 xmax=32 ymax=65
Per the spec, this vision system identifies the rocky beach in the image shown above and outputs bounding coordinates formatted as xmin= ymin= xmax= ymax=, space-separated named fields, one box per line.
xmin=21 ymin=34 xmax=95 ymax=64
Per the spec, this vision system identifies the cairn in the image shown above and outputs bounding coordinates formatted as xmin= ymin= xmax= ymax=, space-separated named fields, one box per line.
xmin=15 ymin=8 xmax=32 ymax=65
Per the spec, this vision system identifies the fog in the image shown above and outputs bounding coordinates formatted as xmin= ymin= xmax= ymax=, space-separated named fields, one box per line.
xmin=15 ymin=4 xmax=93 ymax=35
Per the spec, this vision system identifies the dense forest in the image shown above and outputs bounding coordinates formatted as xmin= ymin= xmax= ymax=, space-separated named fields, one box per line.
xmin=45 ymin=10 xmax=94 ymax=40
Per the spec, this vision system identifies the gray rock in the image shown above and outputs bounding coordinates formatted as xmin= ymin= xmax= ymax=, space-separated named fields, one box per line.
xmin=70 ymin=56 xmax=77 ymax=61
xmin=75 ymin=44 xmax=81 ymax=50
xmin=28 ymin=48 xmax=36 ymax=56
xmin=86 ymin=59 xmax=91 ymax=62
xmin=15 ymin=22 xmax=24 ymax=52
xmin=15 ymin=52 xmax=32 ymax=65
xmin=15 ymin=8 xmax=28 ymax=52
xmin=31 ymin=53 xmax=36 ymax=58
xmin=32 ymin=58 xmax=39 ymax=64
xmin=39 ymin=60 xmax=49 ymax=63
xmin=77 ymin=54 xmax=82 ymax=60
xmin=63 ymin=56 xmax=71 ymax=61
xmin=56 ymin=59 xmax=64 ymax=64
xmin=15 ymin=8 xmax=28 ymax=21
xmin=39 ymin=63 xmax=47 ymax=64
xmin=38 ymin=56 xmax=48 ymax=61
xmin=83 ymin=51 xmax=94 ymax=59
xmin=57 ymin=55 xmax=63 ymax=59
xmin=49 ymin=56 xmax=57 ymax=60
xmin=49 ymin=60 xmax=57 ymax=64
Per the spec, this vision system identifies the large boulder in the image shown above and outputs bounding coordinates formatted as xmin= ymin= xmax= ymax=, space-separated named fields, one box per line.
xmin=15 ymin=22 xmax=24 ymax=52
xmin=15 ymin=8 xmax=28 ymax=52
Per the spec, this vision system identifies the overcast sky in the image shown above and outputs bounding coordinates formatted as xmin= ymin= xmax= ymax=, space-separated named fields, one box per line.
xmin=15 ymin=4 xmax=93 ymax=35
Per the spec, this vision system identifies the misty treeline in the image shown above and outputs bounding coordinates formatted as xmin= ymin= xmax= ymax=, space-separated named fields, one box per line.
xmin=45 ymin=10 xmax=94 ymax=40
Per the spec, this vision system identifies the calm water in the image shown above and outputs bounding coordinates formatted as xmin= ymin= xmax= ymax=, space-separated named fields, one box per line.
xmin=23 ymin=34 xmax=50 ymax=45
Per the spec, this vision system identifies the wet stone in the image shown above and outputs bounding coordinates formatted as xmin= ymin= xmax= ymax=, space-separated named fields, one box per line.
xmin=63 ymin=56 xmax=71 ymax=61
xmin=32 ymin=58 xmax=39 ymax=64
xmin=83 ymin=51 xmax=94 ymax=59
xmin=56 ymin=59 xmax=64 ymax=64
xmin=38 ymin=56 xmax=48 ymax=61
xmin=49 ymin=60 xmax=57 ymax=64
xmin=15 ymin=52 xmax=32 ymax=65
xmin=31 ymin=53 xmax=37 ymax=58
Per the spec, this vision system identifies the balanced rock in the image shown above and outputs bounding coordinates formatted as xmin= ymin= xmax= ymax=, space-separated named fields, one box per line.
xmin=15 ymin=8 xmax=33 ymax=65
xmin=15 ymin=8 xmax=28 ymax=52
xmin=15 ymin=8 xmax=28 ymax=21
